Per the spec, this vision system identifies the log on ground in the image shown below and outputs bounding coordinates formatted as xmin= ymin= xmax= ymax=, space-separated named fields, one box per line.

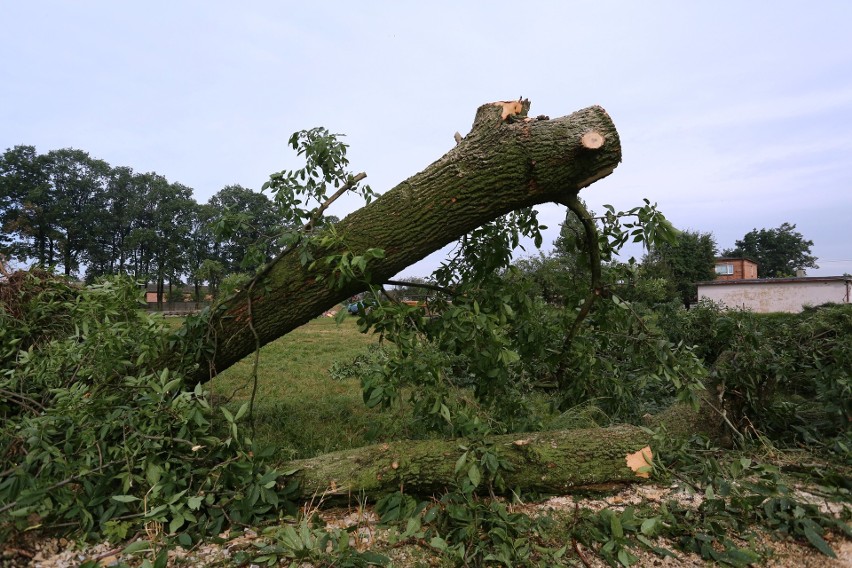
xmin=283 ymin=425 xmax=653 ymax=500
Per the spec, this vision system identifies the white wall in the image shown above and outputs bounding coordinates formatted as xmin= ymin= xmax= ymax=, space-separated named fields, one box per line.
xmin=697 ymin=280 xmax=851 ymax=313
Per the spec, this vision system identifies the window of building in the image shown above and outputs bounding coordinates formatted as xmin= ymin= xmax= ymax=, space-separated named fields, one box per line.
xmin=715 ymin=263 xmax=734 ymax=275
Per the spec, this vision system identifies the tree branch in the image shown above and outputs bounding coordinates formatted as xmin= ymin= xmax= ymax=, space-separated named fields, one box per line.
xmin=558 ymin=195 xmax=603 ymax=350
xmin=190 ymin=103 xmax=622 ymax=382
xmin=304 ymin=172 xmax=367 ymax=233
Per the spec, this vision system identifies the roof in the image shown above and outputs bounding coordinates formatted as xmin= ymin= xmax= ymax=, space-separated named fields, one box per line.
xmin=697 ymin=276 xmax=852 ymax=286
xmin=714 ymin=257 xmax=758 ymax=264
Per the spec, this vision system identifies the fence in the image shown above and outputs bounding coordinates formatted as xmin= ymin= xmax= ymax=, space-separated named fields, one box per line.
xmin=146 ymin=301 xmax=208 ymax=316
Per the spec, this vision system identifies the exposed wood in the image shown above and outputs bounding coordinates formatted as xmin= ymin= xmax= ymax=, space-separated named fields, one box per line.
xmin=189 ymin=100 xmax=622 ymax=382
xmin=581 ymin=131 xmax=605 ymax=149
xmin=492 ymin=98 xmax=529 ymax=120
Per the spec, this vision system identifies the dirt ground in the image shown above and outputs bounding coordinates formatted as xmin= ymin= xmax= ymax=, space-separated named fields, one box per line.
xmin=4 ymin=482 xmax=850 ymax=567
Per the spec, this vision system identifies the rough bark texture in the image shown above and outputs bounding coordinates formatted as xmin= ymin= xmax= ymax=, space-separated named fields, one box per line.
xmin=194 ymin=102 xmax=622 ymax=381
xmin=284 ymin=425 xmax=652 ymax=500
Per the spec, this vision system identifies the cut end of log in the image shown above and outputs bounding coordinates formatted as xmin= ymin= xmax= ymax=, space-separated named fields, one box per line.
xmin=580 ymin=131 xmax=605 ymax=149
xmin=625 ymin=446 xmax=653 ymax=478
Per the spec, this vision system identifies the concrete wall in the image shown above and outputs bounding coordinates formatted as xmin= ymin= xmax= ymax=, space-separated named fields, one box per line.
xmin=698 ymin=279 xmax=851 ymax=313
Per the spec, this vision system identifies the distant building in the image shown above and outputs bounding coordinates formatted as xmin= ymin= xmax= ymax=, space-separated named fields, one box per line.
xmin=696 ymin=276 xmax=852 ymax=313
xmin=713 ymin=257 xmax=758 ymax=280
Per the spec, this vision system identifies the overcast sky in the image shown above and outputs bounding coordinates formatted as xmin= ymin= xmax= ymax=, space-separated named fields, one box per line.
xmin=3 ymin=1 xmax=851 ymax=277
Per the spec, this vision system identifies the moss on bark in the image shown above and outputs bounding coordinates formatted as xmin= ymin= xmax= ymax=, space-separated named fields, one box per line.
xmin=283 ymin=425 xmax=651 ymax=500
xmin=191 ymin=102 xmax=622 ymax=382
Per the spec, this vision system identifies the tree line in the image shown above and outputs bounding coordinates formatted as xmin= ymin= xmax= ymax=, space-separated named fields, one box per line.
xmin=1 ymin=144 xmax=818 ymax=311
xmin=0 ymin=145 xmax=292 ymax=305
xmin=515 ymin=206 xmax=819 ymax=311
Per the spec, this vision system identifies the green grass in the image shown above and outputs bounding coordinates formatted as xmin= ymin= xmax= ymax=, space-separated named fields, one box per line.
xmin=209 ymin=315 xmax=407 ymax=461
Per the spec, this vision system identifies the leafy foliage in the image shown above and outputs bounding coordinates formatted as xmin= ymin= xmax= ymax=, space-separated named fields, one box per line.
xmin=0 ymin=273 xmax=294 ymax=541
xmin=658 ymin=300 xmax=852 ymax=445
xmin=723 ymin=222 xmax=818 ymax=278
xmin=643 ymin=229 xmax=717 ymax=307
xmin=3 ymin=127 xmax=849 ymax=568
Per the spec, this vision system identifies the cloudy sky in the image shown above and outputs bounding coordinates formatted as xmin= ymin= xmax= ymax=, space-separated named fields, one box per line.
xmin=3 ymin=1 xmax=851 ymax=277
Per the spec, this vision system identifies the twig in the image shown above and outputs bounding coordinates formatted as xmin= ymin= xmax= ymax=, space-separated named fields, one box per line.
xmin=0 ymin=388 xmax=45 ymax=414
xmin=0 ymin=253 xmax=11 ymax=278
xmin=573 ymin=540 xmax=593 ymax=568
xmin=303 ymin=172 xmax=367 ymax=233
xmin=0 ymin=460 xmax=122 ymax=515
xmin=245 ymin=277 xmax=262 ymax=438
xmin=554 ymin=195 xmax=603 ymax=389
xmin=559 ymin=195 xmax=602 ymax=345
xmin=5 ymin=548 xmax=34 ymax=559
xmin=135 ymin=433 xmax=198 ymax=448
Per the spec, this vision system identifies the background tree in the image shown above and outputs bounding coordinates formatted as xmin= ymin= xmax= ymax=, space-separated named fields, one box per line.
xmin=46 ymin=148 xmax=111 ymax=276
xmin=185 ymin=202 xmax=217 ymax=302
xmin=149 ymin=181 xmax=195 ymax=309
xmin=84 ymin=166 xmax=147 ymax=281
xmin=207 ymin=185 xmax=282 ymax=274
xmin=643 ymin=229 xmax=717 ymax=308
xmin=722 ymin=222 xmax=818 ymax=278
xmin=0 ymin=145 xmax=54 ymax=265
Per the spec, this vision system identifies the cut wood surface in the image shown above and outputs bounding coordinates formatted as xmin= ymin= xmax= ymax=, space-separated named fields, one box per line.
xmin=192 ymin=100 xmax=622 ymax=382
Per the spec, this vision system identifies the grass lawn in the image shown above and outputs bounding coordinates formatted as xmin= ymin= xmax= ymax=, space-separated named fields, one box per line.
xmin=207 ymin=315 xmax=406 ymax=461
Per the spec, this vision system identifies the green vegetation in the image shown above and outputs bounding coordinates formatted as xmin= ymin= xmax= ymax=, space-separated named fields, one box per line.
xmin=723 ymin=222 xmax=818 ymax=278
xmin=1 ymin=128 xmax=848 ymax=567
xmin=210 ymin=316 xmax=401 ymax=459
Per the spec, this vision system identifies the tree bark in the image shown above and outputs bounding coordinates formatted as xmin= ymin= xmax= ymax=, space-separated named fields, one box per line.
xmin=192 ymin=101 xmax=622 ymax=382
xmin=284 ymin=425 xmax=652 ymax=500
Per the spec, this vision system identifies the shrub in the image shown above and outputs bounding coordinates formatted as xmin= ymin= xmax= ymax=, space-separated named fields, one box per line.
xmin=0 ymin=271 xmax=292 ymax=541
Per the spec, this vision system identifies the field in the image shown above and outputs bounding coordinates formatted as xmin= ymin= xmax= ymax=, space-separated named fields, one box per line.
xmin=208 ymin=315 xmax=402 ymax=459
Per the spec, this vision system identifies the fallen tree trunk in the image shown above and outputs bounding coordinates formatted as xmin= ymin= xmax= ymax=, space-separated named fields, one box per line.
xmin=192 ymin=100 xmax=622 ymax=382
xmin=284 ymin=425 xmax=653 ymax=500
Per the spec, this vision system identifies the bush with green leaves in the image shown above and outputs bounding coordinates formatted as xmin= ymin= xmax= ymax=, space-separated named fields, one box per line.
xmin=657 ymin=300 xmax=852 ymax=445
xmin=0 ymin=273 xmax=293 ymax=542
xmin=338 ymin=200 xmax=705 ymax=438
xmin=0 ymin=268 xmax=85 ymax=377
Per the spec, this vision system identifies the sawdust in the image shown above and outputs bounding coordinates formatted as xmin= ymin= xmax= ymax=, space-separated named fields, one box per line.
xmin=4 ymin=483 xmax=850 ymax=567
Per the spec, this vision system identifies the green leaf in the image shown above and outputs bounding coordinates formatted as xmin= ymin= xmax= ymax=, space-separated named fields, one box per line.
xmin=454 ymin=451 xmax=468 ymax=474
xmin=221 ymin=406 xmax=234 ymax=423
xmin=122 ymin=540 xmax=153 ymax=555
xmin=163 ymin=377 xmax=182 ymax=393
xmin=234 ymin=402 xmax=249 ymax=421
xmin=610 ymin=513 xmax=624 ymax=539
xmin=169 ymin=513 xmax=185 ymax=534
xmin=467 ymin=463 xmax=481 ymax=488
xmin=430 ymin=536 xmax=448 ymax=551
xmin=153 ymin=548 xmax=169 ymax=568
xmin=360 ymin=550 xmax=390 ymax=565
xmin=112 ymin=494 xmax=141 ymax=503
xmin=617 ymin=547 xmax=637 ymax=566
xmin=439 ymin=403 xmax=451 ymax=424
xmin=640 ymin=517 xmax=657 ymax=536
xmin=803 ymin=526 xmax=836 ymax=557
